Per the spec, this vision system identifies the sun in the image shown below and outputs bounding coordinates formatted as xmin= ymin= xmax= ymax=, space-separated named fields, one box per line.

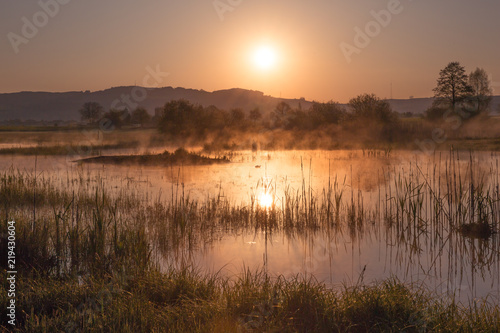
xmin=253 ymin=46 xmax=277 ymax=70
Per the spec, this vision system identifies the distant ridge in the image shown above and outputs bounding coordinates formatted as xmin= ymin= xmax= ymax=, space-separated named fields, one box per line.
xmin=0 ymin=87 xmax=498 ymax=122
xmin=0 ymin=87 xmax=311 ymax=122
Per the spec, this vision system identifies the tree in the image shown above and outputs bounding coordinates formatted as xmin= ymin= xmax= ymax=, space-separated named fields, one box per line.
xmin=249 ymin=108 xmax=262 ymax=122
xmin=103 ymin=109 xmax=130 ymax=129
xmin=203 ymin=105 xmax=228 ymax=131
xmin=271 ymin=102 xmax=292 ymax=128
xmin=230 ymin=108 xmax=245 ymax=126
xmin=348 ymin=94 xmax=397 ymax=123
xmin=433 ymin=62 xmax=472 ymax=111
xmin=274 ymin=102 xmax=292 ymax=117
xmin=131 ymin=107 xmax=151 ymax=126
xmin=468 ymin=67 xmax=492 ymax=114
xmin=79 ymin=102 xmax=103 ymax=124
xmin=309 ymin=101 xmax=346 ymax=126
xmin=158 ymin=99 xmax=202 ymax=135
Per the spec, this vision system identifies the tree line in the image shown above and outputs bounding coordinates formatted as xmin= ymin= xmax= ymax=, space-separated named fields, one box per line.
xmin=79 ymin=94 xmax=402 ymax=134
xmin=78 ymin=61 xmax=495 ymax=144
xmin=79 ymin=104 xmax=151 ymax=129
xmin=159 ymin=95 xmax=397 ymax=129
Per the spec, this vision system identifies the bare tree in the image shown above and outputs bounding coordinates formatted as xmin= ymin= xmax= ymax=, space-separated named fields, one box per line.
xmin=468 ymin=67 xmax=493 ymax=114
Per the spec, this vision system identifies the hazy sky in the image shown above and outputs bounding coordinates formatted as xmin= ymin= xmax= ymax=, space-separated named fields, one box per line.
xmin=1 ymin=0 xmax=499 ymax=102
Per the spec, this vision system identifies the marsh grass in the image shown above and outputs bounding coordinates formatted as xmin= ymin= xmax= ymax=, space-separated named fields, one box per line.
xmin=77 ymin=148 xmax=231 ymax=166
xmin=2 ymin=268 xmax=499 ymax=332
xmin=1 ymin=151 xmax=499 ymax=269
xmin=1 ymin=149 xmax=500 ymax=331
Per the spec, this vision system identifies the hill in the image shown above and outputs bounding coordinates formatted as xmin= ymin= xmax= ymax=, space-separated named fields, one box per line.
xmin=0 ymin=87 xmax=311 ymax=122
xmin=0 ymin=87 xmax=498 ymax=122
xmin=386 ymin=97 xmax=433 ymax=115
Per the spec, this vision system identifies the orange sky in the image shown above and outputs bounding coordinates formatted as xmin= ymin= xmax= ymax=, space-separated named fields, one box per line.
xmin=1 ymin=0 xmax=499 ymax=102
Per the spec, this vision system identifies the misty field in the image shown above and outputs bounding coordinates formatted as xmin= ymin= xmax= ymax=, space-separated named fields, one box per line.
xmin=1 ymin=128 xmax=500 ymax=332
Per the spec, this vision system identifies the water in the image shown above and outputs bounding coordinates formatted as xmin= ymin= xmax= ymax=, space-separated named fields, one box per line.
xmin=2 ymin=149 xmax=500 ymax=302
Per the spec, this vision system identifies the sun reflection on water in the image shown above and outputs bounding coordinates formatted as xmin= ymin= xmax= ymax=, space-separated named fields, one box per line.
xmin=258 ymin=192 xmax=274 ymax=208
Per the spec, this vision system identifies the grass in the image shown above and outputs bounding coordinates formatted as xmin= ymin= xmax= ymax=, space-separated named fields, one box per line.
xmin=2 ymin=268 xmax=499 ymax=332
xmin=1 ymin=149 xmax=500 ymax=331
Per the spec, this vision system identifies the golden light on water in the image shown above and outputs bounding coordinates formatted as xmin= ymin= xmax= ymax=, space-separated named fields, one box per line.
xmin=258 ymin=192 xmax=274 ymax=208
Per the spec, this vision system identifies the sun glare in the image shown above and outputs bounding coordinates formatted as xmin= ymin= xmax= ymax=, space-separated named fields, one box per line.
xmin=258 ymin=192 xmax=274 ymax=208
xmin=253 ymin=46 xmax=277 ymax=70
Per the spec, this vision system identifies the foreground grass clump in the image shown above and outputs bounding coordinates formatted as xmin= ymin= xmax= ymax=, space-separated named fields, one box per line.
xmin=2 ymin=268 xmax=500 ymax=332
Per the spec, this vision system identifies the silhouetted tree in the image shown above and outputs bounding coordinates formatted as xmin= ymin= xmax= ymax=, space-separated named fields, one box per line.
xmin=249 ymin=108 xmax=262 ymax=122
xmin=348 ymin=94 xmax=397 ymax=123
xmin=131 ymin=107 xmax=151 ymax=126
xmin=286 ymin=109 xmax=312 ymax=130
xmin=433 ymin=62 xmax=472 ymax=111
xmin=203 ymin=105 xmax=228 ymax=131
xmin=309 ymin=101 xmax=346 ymax=126
xmin=79 ymin=102 xmax=103 ymax=124
xmin=272 ymin=102 xmax=292 ymax=128
xmin=159 ymin=100 xmax=197 ymax=135
xmin=468 ymin=67 xmax=492 ymax=114
xmin=103 ymin=109 xmax=130 ymax=129
xmin=230 ymin=108 xmax=245 ymax=126
xmin=274 ymin=102 xmax=291 ymax=117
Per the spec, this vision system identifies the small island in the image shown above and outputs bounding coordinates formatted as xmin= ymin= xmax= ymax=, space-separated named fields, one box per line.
xmin=76 ymin=148 xmax=230 ymax=166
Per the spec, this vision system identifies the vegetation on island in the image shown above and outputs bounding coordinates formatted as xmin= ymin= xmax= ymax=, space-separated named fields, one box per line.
xmin=77 ymin=147 xmax=230 ymax=166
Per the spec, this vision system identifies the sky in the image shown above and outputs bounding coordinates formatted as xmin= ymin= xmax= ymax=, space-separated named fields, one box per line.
xmin=1 ymin=0 xmax=499 ymax=103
